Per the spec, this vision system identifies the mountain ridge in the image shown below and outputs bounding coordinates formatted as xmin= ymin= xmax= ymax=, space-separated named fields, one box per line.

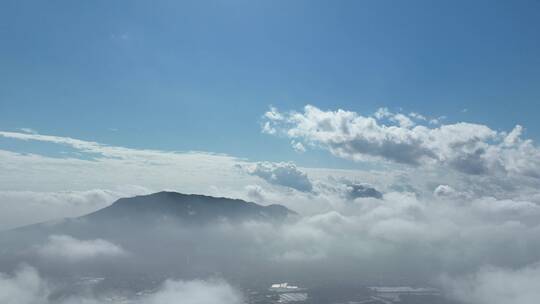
xmin=83 ymin=191 xmax=296 ymax=223
xmin=4 ymin=191 xmax=296 ymax=234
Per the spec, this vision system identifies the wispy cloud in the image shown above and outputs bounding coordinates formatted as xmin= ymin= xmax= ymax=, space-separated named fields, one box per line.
xmin=18 ymin=128 xmax=38 ymax=134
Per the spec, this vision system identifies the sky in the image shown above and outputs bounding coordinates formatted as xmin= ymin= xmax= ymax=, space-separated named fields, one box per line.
xmin=3 ymin=2 xmax=540 ymax=303
xmin=1 ymin=0 xmax=540 ymax=168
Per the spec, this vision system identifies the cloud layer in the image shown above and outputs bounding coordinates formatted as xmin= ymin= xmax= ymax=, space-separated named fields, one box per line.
xmin=442 ymin=263 xmax=540 ymax=304
xmin=0 ymin=265 xmax=242 ymax=304
xmin=2 ymin=105 xmax=540 ymax=304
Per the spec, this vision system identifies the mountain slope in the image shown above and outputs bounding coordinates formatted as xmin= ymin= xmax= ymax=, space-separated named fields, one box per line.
xmin=3 ymin=191 xmax=296 ymax=240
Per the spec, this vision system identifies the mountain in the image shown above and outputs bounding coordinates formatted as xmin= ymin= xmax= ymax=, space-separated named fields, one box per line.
xmin=0 ymin=191 xmax=297 ymax=257
xmin=4 ymin=191 xmax=297 ymax=237
xmin=84 ymin=191 xmax=296 ymax=224
xmin=0 ymin=192 xmax=304 ymax=291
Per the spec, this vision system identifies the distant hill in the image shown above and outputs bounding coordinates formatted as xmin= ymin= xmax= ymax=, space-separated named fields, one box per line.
xmin=0 ymin=192 xmax=303 ymax=286
xmin=84 ymin=191 xmax=295 ymax=224
xmin=0 ymin=191 xmax=297 ymax=254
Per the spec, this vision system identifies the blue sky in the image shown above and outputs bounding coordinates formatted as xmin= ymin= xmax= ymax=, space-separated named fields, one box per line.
xmin=1 ymin=0 xmax=539 ymax=168
xmin=4 ymin=2 xmax=540 ymax=297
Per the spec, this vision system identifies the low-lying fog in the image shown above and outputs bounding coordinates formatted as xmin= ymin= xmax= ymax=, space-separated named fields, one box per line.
xmin=2 ymin=186 xmax=540 ymax=304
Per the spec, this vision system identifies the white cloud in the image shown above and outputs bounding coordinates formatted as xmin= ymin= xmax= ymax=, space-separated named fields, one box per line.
xmin=0 ymin=131 xmax=251 ymax=195
xmin=433 ymin=184 xmax=457 ymax=197
xmin=37 ymin=235 xmax=126 ymax=261
xmin=409 ymin=112 xmax=426 ymax=121
xmin=222 ymin=184 xmax=540 ymax=275
xmin=429 ymin=116 xmax=446 ymax=125
xmin=2 ymin=124 xmax=540 ymax=290
xmin=18 ymin=128 xmax=38 ymax=134
xmin=240 ymin=162 xmax=313 ymax=192
xmin=503 ymin=125 xmax=523 ymax=146
xmin=1 ymin=127 xmax=539 ymax=228
xmin=261 ymin=121 xmax=276 ymax=135
xmin=0 ymin=131 xmax=236 ymax=163
xmin=261 ymin=105 xmax=540 ymax=178
xmin=291 ymin=140 xmax=306 ymax=153
xmin=374 ymin=107 xmax=392 ymax=119
xmin=264 ymin=106 xmax=284 ymax=121
xmin=390 ymin=113 xmax=415 ymax=128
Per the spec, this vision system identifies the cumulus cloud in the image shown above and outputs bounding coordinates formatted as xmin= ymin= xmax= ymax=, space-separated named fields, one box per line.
xmin=240 ymin=162 xmax=313 ymax=192
xmin=37 ymin=235 xmax=126 ymax=261
xmin=261 ymin=105 xmax=540 ymax=178
xmin=390 ymin=113 xmax=415 ymax=128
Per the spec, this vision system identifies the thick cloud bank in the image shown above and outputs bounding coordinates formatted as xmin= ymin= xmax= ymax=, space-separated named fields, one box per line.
xmin=442 ymin=263 xmax=540 ymax=304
